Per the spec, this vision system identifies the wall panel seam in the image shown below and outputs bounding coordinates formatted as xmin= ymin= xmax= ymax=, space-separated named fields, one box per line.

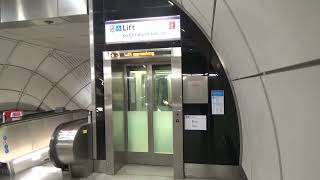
xmin=65 ymin=82 xmax=91 ymax=108
xmin=260 ymin=76 xmax=284 ymax=180
xmin=15 ymin=51 xmax=53 ymax=109
xmin=0 ymin=88 xmax=42 ymax=102
xmin=210 ymin=0 xmax=217 ymax=40
xmin=36 ymin=59 xmax=89 ymax=110
xmin=222 ymin=0 xmax=261 ymax=74
xmin=233 ymin=57 xmax=320 ymax=81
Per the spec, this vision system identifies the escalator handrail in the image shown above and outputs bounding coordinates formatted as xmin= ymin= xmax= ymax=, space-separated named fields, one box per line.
xmin=0 ymin=109 xmax=88 ymax=128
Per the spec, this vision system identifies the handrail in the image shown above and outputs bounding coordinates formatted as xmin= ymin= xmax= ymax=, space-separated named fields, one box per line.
xmin=0 ymin=110 xmax=88 ymax=128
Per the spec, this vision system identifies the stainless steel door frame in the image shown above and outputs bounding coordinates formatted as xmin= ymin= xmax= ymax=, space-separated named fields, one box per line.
xmin=147 ymin=64 xmax=155 ymax=158
xmin=103 ymin=47 xmax=183 ymax=178
xmin=103 ymin=59 xmax=116 ymax=174
xmin=171 ymin=54 xmax=183 ymax=179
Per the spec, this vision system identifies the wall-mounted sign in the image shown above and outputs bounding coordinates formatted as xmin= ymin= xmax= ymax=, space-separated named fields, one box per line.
xmin=105 ymin=15 xmax=181 ymax=44
xmin=10 ymin=111 xmax=23 ymax=121
xmin=212 ymin=90 xmax=224 ymax=115
xmin=184 ymin=115 xmax=207 ymax=131
xmin=2 ymin=136 xmax=9 ymax=154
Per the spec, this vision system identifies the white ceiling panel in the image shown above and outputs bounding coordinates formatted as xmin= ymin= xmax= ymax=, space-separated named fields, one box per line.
xmin=73 ymin=88 xmax=91 ymax=108
xmin=0 ymin=90 xmax=19 ymax=110
xmin=212 ymin=0 xmax=259 ymax=79
xmin=182 ymin=0 xmax=212 ymax=36
xmin=0 ymin=22 xmax=89 ymax=57
xmin=25 ymin=74 xmax=53 ymax=100
xmin=0 ymin=66 xmax=31 ymax=91
xmin=58 ymin=74 xmax=84 ymax=96
xmin=43 ymin=88 xmax=69 ymax=109
xmin=0 ymin=22 xmax=89 ymax=111
xmin=66 ymin=102 xmax=81 ymax=110
xmin=37 ymin=56 xmax=69 ymax=83
xmin=0 ymin=38 xmax=17 ymax=64
xmin=9 ymin=43 xmax=50 ymax=70
xmin=17 ymin=94 xmax=41 ymax=110
xmin=226 ymin=0 xmax=320 ymax=71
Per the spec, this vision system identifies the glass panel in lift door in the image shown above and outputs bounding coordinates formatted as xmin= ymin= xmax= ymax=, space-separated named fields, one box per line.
xmin=127 ymin=66 xmax=148 ymax=153
xmin=153 ymin=65 xmax=173 ymax=154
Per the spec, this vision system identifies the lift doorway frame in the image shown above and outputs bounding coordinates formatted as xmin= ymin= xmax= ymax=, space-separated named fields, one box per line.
xmin=103 ymin=47 xmax=184 ymax=179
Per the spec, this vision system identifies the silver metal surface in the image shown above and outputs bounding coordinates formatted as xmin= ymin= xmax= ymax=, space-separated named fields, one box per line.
xmin=58 ymin=0 xmax=87 ymax=16
xmin=0 ymin=15 xmax=88 ymax=30
xmin=54 ymin=121 xmax=88 ymax=164
xmin=183 ymin=76 xmax=208 ymax=104
xmin=126 ymin=153 xmax=173 ymax=166
xmin=93 ymin=160 xmax=107 ymax=173
xmin=184 ymin=163 xmax=244 ymax=179
xmin=0 ymin=0 xmax=88 ymax=23
xmin=1 ymin=0 xmax=58 ymax=22
xmin=123 ymin=66 xmax=129 ymax=157
xmin=147 ymin=65 xmax=154 ymax=156
xmin=171 ymin=52 xmax=183 ymax=179
xmin=88 ymin=0 xmax=97 ymax=161
xmin=104 ymin=59 xmax=115 ymax=174
xmin=51 ymin=118 xmax=93 ymax=178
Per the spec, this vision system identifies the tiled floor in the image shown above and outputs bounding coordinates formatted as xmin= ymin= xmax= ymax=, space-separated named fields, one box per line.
xmin=0 ymin=163 xmax=243 ymax=180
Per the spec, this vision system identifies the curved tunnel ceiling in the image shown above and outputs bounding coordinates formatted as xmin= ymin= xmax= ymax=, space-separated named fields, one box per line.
xmin=173 ymin=1 xmax=320 ymax=180
xmin=0 ymin=22 xmax=91 ymax=111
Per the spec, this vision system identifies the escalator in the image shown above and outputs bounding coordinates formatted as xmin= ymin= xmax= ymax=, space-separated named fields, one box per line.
xmin=0 ymin=110 xmax=89 ymax=175
xmin=49 ymin=117 xmax=93 ymax=178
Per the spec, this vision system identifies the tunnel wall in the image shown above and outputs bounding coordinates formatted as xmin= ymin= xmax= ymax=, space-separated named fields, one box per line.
xmin=175 ymin=0 xmax=320 ymax=180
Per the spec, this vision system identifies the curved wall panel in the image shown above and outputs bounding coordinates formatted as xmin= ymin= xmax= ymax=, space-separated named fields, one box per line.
xmin=175 ymin=0 xmax=320 ymax=179
xmin=263 ymin=66 xmax=320 ymax=180
xmin=225 ymin=0 xmax=320 ymax=72
xmin=212 ymin=0 xmax=258 ymax=79
xmin=233 ymin=78 xmax=280 ymax=180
